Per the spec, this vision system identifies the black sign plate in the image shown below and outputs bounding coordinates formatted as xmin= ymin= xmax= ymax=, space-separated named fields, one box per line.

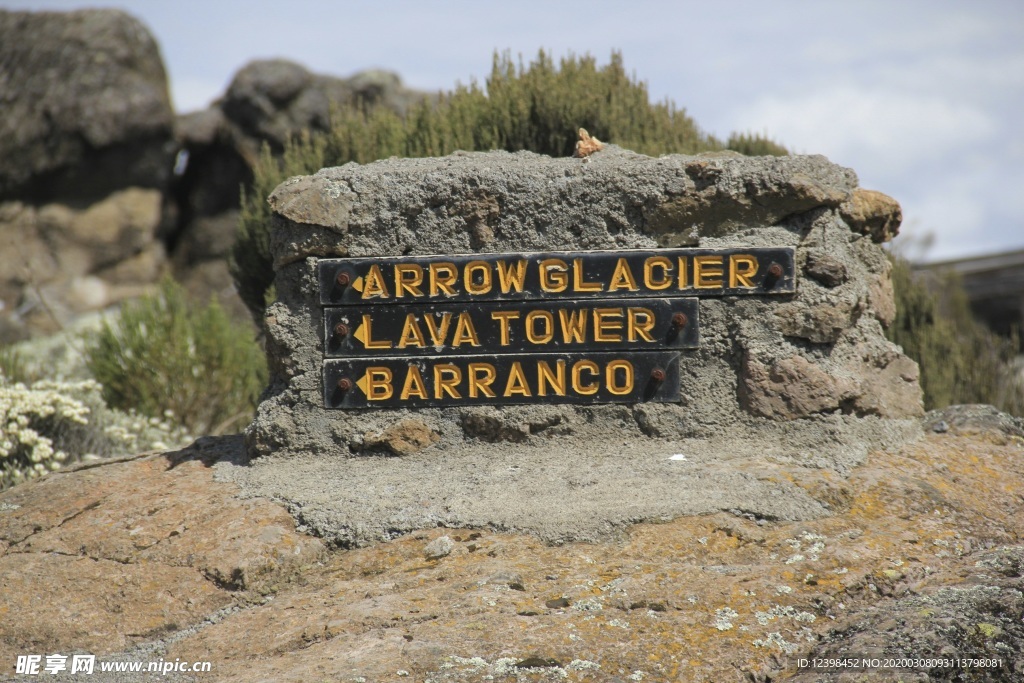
xmin=323 ymin=297 xmax=699 ymax=357
xmin=318 ymin=248 xmax=795 ymax=305
xmin=324 ymin=351 xmax=681 ymax=409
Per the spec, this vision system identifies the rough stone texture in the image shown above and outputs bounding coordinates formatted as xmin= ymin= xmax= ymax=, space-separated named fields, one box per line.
xmin=0 ymin=438 xmax=325 ymax=665
xmin=0 ymin=9 xmax=174 ymax=203
xmin=1 ymin=411 xmax=1021 ymax=682
xmin=250 ymin=149 xmax=922 ymax=463
xmin=840 ymin=188 xmax=903 ymax=244
xmin=0 ymin=189 xmax=166 ymax=340
xmin=167 ymin=59 xmax=431 ymax=321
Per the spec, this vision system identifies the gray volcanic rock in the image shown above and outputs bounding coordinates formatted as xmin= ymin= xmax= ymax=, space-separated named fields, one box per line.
xmin=169 ymin=60 xmax=430 ymax=319
xmin=0 ymin=9 xmax=175 ymax=202
xmin=230 ymin=147 xmax=926 ymax=547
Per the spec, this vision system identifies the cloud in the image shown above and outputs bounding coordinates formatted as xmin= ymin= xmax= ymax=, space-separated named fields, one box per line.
xmin=728 ymin=86 xmax=996 ymax=175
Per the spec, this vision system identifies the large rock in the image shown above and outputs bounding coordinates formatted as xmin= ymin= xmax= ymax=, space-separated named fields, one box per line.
xmin=250 ymin=148 xmax=923 ymax=463
xmin=0 ymin=189 xmax=166 ymax=340
xmin=0 ymin=9 xmax=174 ymax=203
xmin=167 ymin=60 xmax=431 ymax=321
xmin=1 ymin=411 xmax=1022 ymax=681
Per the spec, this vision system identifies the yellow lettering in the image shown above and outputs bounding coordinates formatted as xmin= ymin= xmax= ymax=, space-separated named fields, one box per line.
xmin=573 ymin=258 xmax=603 ymax=292
xmin=397 ymin=314 xmax=426 ymax=348
xmin=572 ymin=360 xmax=600 ymax=396
xmin=643 ymin=256 xmax=673 ymax=290
xmin=358 ymin=314 xmax=392 ymax=349
xmin=525 ymin=310 xmax=554 ymax=344
xmin=490 ymin=310 xmax=520 ymax=346
xmin=677 ymin=257 xmax=689 ymax=289
xmin=608 ymin=258 xmax=638 ymax=292
xmin=399 ymin=365 xmax=427 ymax=400
xmin=467 ymin=363 xmax=497 ymax=398
xmin=606 ymin=359 xmax=634 ymax=396
xmin=429 ymin=262 xmax=458 ymax=296
xmin=729 ymin=254 xmax=759 ymax=288
xmin=364 ymin=367 xmax=393 ymax=401
xmin=394 ymin=263 xmax=424 ymax=297
xmin=464 ymin=261 xmax=492 ymax=295
xmin=451 ymin=312 xmax=481 ymax=347
xmin=558 ymin=309 xmax=588 ymax=343
xmin=537 ymin=360 xmax=566 ymax=397
xmin=539 ymin=258 xmax=569 ymax=293
xmin=593 ymin=308 xmax=624 ymax=342
xmin=694 ymin=255 xmax=724 ymax=289
xmin=496 ymin=259 xmax=527 ymax=293
xmin=423 ymin=313 xmax=452 ymax=346
xmin=361 ymin=264 xmax=391 ymax=299
xmin=433 ymin=364 xmax=462 ymax=399
xmin=627 ymin=308 xmax=656 ymax=342
xmin=503 ymin=361 xmax=531 ymax=397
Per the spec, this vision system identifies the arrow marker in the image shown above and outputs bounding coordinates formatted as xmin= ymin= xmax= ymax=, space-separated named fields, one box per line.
xmin=355 ymin=372 xmax=370 ymax=396
xmin=351 ymin=276 xmax=364 ymax=292
xmin=353 ymin=322 xmax=368 ymax=347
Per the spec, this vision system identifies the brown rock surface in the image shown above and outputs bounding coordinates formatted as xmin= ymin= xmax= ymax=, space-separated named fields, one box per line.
xmin=1 ymin=410 xmax=1021 ymax=681
xmin=840 ymin=188 xmax=903 ymax=244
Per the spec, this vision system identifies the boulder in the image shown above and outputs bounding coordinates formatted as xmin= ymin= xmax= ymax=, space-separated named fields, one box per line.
xmin=0 ymin=9 xmax=174 ymax=203
xmin=250 ymin=148 xmax=923 ymax=466
xmin=0 ymin=189 xmax=166 ymax=340
xmin=167 ymin=60 xmax=431 ymax=321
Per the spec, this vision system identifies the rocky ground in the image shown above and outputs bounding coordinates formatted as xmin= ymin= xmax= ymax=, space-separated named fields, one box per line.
xmin=1 ymin=406 xmax=1021 ymax=682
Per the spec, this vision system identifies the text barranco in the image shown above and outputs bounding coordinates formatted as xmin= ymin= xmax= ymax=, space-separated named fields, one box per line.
xmin=323 ymin=352 xmax=682 ymax=408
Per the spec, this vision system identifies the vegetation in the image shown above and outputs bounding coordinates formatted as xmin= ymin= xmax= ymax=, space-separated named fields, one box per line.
xmin=888 ymin=256 xmax=1022 ymax=416
xmin=0 ymin=376 xmax=191 ymax=490
xmin=85 ymin=278 xmax=267 ymax=435
xmin=232 ymin=50 xmax=788 ymax=322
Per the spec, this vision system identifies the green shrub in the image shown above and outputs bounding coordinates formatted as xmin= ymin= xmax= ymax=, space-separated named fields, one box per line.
xmin=85 ymin=278 xmax=267 ymax=435
xmin=888 ymin=256 xmax=1023 ymax=416
xmin=0 ymin=377 xmax=191 ymax=490
xmin=726 ymin=131 xmax=789 ymax=157
xmin=233 ymin=50 xmax=788 ymax=322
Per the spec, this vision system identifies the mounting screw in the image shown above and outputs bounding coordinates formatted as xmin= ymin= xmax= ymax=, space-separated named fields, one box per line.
xmin=767 ymin=263 xmax=784 ymax=278
xmin=337 ymin=377 xmax=353 ymax=392
xmin=334 ymin=322 xmax=349 ymax=338
xmin=650 ymin=368 xmax=666 ymax=383
xmin=336 ymin=271 xmax=351 ymax=287
xmin=671 ymin=312 xmax=688 ymax=328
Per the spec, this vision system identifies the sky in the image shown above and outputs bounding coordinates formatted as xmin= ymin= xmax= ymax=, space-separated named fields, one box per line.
xmin=6 ymin=0 xmax=1023 ymax=262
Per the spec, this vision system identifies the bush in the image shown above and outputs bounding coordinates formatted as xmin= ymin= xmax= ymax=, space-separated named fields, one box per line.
xmin=233 ymin=50 xmax=788 ymax=322
xmin=888 ymin=256 xmax=1023 ymax=416
xmin=0 ymin=377 xmax=191 ymax=490
xmin=85 ymin=278 xmax=267 ymax=435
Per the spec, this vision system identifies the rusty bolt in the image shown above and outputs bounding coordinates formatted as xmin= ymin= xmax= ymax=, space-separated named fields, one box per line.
xmin=650 ymin=368 xmax=666 ymax=383
xmin=337 ymin=377 xmax=353 ymax=392
xmin=334 ymin=322 xmax=349 ymax=338
xmin=671 ymin=312 xmax=688 ymax=328
xmin=767 ymin=263 xmax=784 ymax=278
xmin=336 ymin=271 xmax=351 ymax=287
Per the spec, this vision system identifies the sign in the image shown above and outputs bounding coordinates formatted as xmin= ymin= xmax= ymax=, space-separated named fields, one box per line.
xmin=318 ymin=247 xmax=795 ymax=305
xmin=318 ymin=247 xmax=795 ymax=409
xmin=324 ymin=352 xmax=681 ymax=409
xmin=323 ymin=298 xmax=699 ymax=357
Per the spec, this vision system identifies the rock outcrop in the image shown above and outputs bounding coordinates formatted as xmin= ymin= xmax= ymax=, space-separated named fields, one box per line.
xmin=251 ymin=148 xmax=922 ymax=466
xmin=1 ymin=409 xmax=1021 ymax=681
xmin=0 ymin=9 xmax=175 ymax=341
xmin=169 ymin=59 xmax=430 ymax=319
xmin=0 ymin=7 xmax=432 ymax=339
xmin=0 ymin=9 xmax=174 ymax=203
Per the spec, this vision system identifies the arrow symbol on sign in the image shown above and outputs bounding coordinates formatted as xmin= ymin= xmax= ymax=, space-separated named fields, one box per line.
xmin=353 ymin=321 xmax=368 ymax=347
xmin=355 ymin=372 xmax=370 ymax=396
xmin=351 ymin=276 xmax=364 ymax=292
